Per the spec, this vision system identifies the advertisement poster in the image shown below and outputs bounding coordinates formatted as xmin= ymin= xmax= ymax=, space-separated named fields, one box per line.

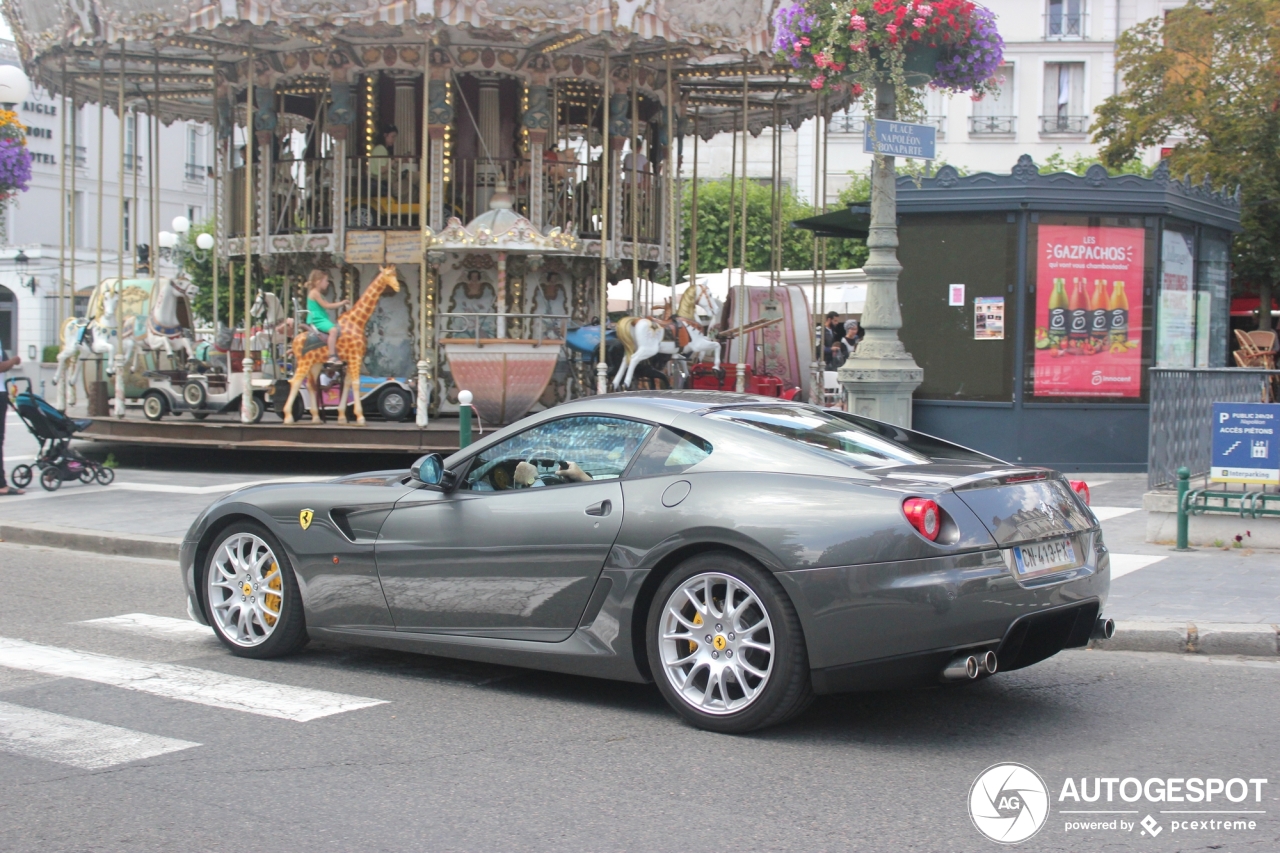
xmin=1033 ymin=225 xmax=1145 ymax=398
xmin=974 ymin=296 xmax=1004 ymax=339
xmin=1158 ymin=229 xmax=1196 ymax=367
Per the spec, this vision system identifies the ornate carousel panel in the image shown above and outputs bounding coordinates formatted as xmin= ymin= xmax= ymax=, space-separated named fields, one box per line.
xmin=722 ymin=284 xmax=814 ymax=401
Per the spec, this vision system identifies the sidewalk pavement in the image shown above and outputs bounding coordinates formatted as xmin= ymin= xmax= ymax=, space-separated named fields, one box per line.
xmin=1 ymin=448 xmax=1277 ymax=657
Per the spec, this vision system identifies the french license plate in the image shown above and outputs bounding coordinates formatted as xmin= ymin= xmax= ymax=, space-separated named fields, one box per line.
xmin=1013 ymin=538 xmax=1077 ymax=576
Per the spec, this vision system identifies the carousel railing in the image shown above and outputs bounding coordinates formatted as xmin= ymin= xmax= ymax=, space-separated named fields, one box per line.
xmin=270 ymin=157 xmax=334 ymax=234
xmin=443 ymin=158 xmax=529 ymax=223
xmin=546 ymin=160 xmax=661 ymax=244
xmin=347 ymin=155 xmax=423 ymax=229
xmin=438 ymin=312 xmax=570 ymax=345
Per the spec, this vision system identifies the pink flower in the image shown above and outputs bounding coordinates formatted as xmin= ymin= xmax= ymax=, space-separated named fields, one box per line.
xmin=848 ymin=13 xmax=867 ymax=31
xmin=848 ymin=39 xmax=867 ymax=52
xmin=799 ymin=36 xmax=810 ymax=46
xmin=810 ymin=75 xmax=826 ymax=89
xmin=913 ymin=16 xmax=926 ymax=27
xmin=885 ymin=23 xmax=898 ymax=35
xmin=917 ymin=3 xmax=932 ymax=15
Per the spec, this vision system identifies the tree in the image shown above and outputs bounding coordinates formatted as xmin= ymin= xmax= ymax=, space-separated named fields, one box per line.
xmin=1092 ymin=0 xmax=1280 ymax=330
xmin=184 ymin=220 xmax=295 ymax=327
xmin=679 ymin=179 xmax=868 ymax=279
xmin=1037 ymin=149 xmax=1154 ymax=178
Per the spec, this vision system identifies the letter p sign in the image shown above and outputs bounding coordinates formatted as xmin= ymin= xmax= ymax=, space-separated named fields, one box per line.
xmin=1221 ymin=412 xmax=1230 ymax=423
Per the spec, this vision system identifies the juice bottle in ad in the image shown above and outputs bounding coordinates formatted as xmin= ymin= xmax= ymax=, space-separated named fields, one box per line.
xmin=1068 ymin=277 xmax=1090 ymax=351
xmin=1089 ymin=279 xmax=1109 ymax=348
xmin=1047 ymin=278 xmax=1068 ymax=347
xmin=1109 ymin=281 xmax=1129 ymax=347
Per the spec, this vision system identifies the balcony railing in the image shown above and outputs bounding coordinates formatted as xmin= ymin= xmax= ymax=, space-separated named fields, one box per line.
xmin=1040 ymin=114 xmax=1089 ymax=134
xmin=969 ymin=115 xmax=1016 ymax=135
xmin=829 ymin=113 xmax=865 ymax=134
xmin=1044 ymin=11 xmax=1087 ymax=39
xmin=185 ymin=162 xmax=207 ymax=182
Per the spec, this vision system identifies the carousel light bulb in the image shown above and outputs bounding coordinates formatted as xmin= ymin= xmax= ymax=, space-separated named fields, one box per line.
xmin=458 ymin=390 xmax=473 ymax=405
xmin=196 ymin=232 xmax=215 ymax=250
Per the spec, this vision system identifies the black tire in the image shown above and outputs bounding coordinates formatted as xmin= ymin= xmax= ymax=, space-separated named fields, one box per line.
xmin=142 ymin=391 xmax=168 ymax=421
xmin=10 ymin=465 xmax=32 ymax=488
xmin=95 ymin=466 xmax=115 ymax=485
xmin=377 ymin=386 xmax=411 ymax=421
xmin=201 ymin=521 xmax=308 ymax=659
xmin=192 ymin=411 xmax=209 ymax=420
xmin=249 ymin=393 xmax=266 ymax=424
xmin=78 ymin=465 xmax=95 ymax=483
xmin=39 ymin=467 xmax=62 ymax=492
xmin=647 ymin=551 xmax=813 ymax=734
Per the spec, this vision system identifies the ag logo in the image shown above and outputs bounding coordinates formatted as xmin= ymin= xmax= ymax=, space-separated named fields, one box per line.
xmin=969 ymin=763 xmax=1049 ymax=845
xmin=299 ymin=509 xmax=314 ymax=530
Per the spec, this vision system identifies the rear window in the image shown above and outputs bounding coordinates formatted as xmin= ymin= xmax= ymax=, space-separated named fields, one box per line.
xmin=627 ymin=427 xmax=713 ymax=478
xmin=705 ymin=406 xmax=931 ymax=468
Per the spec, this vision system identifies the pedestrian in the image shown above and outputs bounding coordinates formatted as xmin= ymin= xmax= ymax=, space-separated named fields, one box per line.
xmin=0 ymin=342 xmax=23 ymax=495
xmin=834 ymin=321 xmax=862 ymax=367
xmin=823 ymin=312 xmax=844 ymax=369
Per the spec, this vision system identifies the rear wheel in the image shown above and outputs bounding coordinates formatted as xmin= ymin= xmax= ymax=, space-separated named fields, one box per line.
xmin=647 ymin=552 xmax=813 ymax=733
xmin=39 ymin=467 xmax=61 ymax=492
xmin=377 ymin=386 xmax=411 ymax=421
xmin=202 ymin=521 xmax=308 ymax=658
xmin=182 ymin=381 xmax=207 ymax=410
xmin=142 ymin=391 xmax=168 ymax=421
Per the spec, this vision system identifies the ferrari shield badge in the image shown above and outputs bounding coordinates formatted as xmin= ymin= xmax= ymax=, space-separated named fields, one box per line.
xmin=299 ymin=509 xmax=314 ymax=530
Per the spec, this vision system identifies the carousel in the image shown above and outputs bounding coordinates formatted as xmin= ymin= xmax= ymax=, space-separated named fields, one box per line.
xmin=7 ymin=0 xmax=846 ymax=430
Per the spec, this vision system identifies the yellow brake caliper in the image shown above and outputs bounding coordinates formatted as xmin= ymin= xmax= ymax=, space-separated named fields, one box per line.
xmin=262 ymin=562 xmax=282 ymax=626
xmin=685 ymin=611 xmax=703 ymax=657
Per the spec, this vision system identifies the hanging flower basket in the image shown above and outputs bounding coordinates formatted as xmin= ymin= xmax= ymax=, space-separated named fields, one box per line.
xmin=0 ymin=110 xmax=32 ymax=199
xmin=773 ymin=0 xmax=1004 ymax=98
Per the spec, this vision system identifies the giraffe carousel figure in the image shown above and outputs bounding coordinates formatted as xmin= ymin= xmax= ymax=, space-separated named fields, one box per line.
xmin=281 ymin=265 xmax=404 ymax=425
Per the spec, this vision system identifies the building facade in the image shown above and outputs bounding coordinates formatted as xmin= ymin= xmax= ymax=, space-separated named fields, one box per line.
xmin=0 ymin=39 xmax=214 ymax=385
xmin=691 ymin=0 xmax=1188 ymax=208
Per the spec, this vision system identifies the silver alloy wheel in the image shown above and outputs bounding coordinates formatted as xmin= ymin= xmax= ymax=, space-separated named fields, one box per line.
xmin=658 ymin=572 xmax=775 ymax=715
xmin=207 ymin=532 xmax=285 ymax=647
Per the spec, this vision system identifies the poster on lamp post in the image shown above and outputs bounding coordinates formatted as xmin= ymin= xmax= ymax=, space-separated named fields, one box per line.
xmin=1033 ymin=224 xmax=1145 ymax=398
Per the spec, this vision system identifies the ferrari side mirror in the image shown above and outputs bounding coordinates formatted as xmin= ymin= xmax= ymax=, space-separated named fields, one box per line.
xmin=411 ymin=453 xmax=458 ymax=492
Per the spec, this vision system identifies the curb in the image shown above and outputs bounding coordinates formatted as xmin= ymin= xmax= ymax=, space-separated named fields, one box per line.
xmin=1091 ymin=621 xmax=1280 ymax=657
xmin=0 ymin=522 xmax=181 ymax=561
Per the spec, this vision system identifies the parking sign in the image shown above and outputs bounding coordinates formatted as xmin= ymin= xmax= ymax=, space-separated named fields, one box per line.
xmin=1211 ymin=403 xmax=1280 ymax=484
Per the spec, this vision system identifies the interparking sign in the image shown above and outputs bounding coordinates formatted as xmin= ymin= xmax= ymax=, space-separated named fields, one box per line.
xmin=1211 ymin=403 xmax=1280 ymax=484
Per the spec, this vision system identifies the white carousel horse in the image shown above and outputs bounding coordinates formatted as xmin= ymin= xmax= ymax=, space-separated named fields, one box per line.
xmin=51 ymin=288 xmax=131 ymax=411
xmin=249 ymin=290 xmax=294 ymax=351
xmin=128 ymin=277 xmax=201 ymax=372
xmin=611 ymin=282 xmax=724 ymax=390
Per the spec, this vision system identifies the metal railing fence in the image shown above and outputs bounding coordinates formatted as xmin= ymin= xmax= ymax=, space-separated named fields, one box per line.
xmin=1148 ymin=367 xmax=1280 ymax=490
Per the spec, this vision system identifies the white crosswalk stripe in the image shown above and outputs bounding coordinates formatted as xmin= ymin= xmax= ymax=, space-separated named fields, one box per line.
xmin=78 ymin=613 xmax=216 ymax=643
xmin=0 ymin=701 xmax=199 ymax=769
xmin=1110 ymin=553 xmax=1168 ymax=579
xmin=0 ymin=637 xmax=388 ymax=722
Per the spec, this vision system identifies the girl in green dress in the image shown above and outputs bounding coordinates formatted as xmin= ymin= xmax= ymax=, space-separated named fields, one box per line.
xmin=305 ymin=269 xmax=350 ymax=362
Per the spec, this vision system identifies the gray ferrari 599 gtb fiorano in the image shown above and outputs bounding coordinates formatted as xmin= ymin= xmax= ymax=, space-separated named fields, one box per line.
xmin=181 ymin=392 xmax=1111 ymax=733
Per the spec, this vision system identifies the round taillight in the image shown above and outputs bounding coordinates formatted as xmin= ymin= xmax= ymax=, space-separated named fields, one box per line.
xmin=903 ymin=497 xmax=941 ymax=542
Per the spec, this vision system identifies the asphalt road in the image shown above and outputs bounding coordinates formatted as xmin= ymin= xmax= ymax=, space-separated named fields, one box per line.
xmin=1 ymin=543 xmax=1277 ymax=853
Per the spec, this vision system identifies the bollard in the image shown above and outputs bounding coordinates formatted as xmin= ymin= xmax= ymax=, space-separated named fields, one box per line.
xmin=1175 ymin=466 xmax=1191 ymax=551
xmin=458 ymin=389 xmax=473 ymax=448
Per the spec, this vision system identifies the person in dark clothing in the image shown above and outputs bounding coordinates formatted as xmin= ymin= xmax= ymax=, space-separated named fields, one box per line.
xmin=834 ymin=320 xmax=862 ymax=367
xmin=824 ymin=312 xmax=845 ymax=369
xmin=0 ymin=344 xmax=22 ymax=495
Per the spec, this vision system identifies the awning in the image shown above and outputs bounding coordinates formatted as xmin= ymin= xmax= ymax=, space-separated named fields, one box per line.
xmin=790 ymin=205 xmax=871 ymax=239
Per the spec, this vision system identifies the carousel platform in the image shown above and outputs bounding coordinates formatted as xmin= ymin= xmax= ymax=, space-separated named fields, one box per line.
xmin=73 ymin=416 xmax=462 ymax=455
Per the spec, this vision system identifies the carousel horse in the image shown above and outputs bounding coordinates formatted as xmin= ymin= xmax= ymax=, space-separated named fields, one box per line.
xmin=249 ymin=289 xmax=294 ymax=350
xmin=128 ymin=277 xmax=201 ymax=372
xmin=281 ymin=264 xmax=401 ymax=426
xmin=611 ymin=282 xmax=723 ymax=390
xmin=51 ymin=287 xmax=131 ymax=411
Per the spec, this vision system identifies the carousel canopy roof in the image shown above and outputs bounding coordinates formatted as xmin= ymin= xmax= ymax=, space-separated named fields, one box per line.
xmin=5 ymin=0 xmax=846 ymax=136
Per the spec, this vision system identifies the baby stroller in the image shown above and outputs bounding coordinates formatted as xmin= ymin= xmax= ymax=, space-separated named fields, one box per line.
xmin=5 ymin=378 xmax=114 ymax=492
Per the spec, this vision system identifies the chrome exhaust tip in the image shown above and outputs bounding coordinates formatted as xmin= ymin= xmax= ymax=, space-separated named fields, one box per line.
xmin=943 ymin=654 xmax=980 ymax=681
xmin=1092 ymin=617 xmax=1115 ymax=640
xmin=980 ymin=650 xmax=998 ymax=675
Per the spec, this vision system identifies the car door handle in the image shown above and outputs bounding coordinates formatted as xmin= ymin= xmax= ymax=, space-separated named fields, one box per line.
xmin=585 ymin=500 xmax=612 ymax=517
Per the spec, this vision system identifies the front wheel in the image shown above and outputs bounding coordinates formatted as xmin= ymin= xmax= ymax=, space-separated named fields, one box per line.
xmin=377 ymin=387 xmax=411 ymax=421
xmin=39 ymin=467 xmax=62 ymax=492
xmin=647 ymin=552 xmax=813 ymax=733
xmin=95 ymin=466 xmax=115 ymax=485
xmin=202 ymin=521 xmax=308 ymax=658
xmin=142 ymin=391 xmax=168 ymax=421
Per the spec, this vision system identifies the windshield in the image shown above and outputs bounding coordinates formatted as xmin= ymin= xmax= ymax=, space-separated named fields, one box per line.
xmin=705 ymin=406 xmax=931 ymax=468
